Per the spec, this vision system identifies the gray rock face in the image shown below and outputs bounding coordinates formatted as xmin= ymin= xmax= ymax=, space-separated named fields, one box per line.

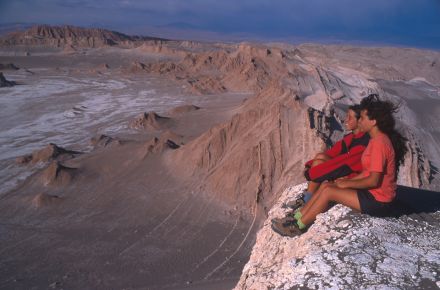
xmin=302 ymin=46 xmax=440 ymax=191
xmin=295 ymin=62 xmax=439 ymax=190
xmin=235 ymin=184 xmax=440 ymax=289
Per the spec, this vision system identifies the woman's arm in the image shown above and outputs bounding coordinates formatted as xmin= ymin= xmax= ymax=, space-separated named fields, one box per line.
xmin=346 ymin=173 xmax=364 ymax=180
xmin=335 ymin=172 xmax=382 ymax=189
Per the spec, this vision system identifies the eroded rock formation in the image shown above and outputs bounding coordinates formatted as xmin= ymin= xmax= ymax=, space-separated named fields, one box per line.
xmin=41 ymin=161 xmax=76 ymax=186
xmin=90 ymin=134 xmax=122 ymax=149
xmin=16 ymin=143 xmax=81 ymax=164
xmin=129 ymin=111 xmax=171 ymax=131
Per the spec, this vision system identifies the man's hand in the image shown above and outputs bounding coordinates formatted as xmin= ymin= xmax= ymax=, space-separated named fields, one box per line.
xmin=319 ymin=181 xmax=334 ymax=191
xmin=335 ymin=179 xmax=350 ymax=189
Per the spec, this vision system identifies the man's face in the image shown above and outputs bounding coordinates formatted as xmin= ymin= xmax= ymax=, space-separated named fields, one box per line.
xmin=344 ymin=109 xmax=358 ymax=131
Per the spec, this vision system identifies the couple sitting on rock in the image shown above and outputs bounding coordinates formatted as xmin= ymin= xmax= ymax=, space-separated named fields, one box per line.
xmin=272 ymin=94 xmax=408 ymax=237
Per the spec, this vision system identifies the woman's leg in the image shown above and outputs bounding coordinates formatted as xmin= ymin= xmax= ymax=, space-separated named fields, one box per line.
xmin=300 ymin=182 xmax=330 ymax=215
xmin=301 ymin=185 xmax=361 ymax=226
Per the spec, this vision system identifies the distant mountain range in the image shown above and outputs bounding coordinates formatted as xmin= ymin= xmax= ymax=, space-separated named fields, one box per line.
xmin=0 ymin=24 xmax=168 ymax=48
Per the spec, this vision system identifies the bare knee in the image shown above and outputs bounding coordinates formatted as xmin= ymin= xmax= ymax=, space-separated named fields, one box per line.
xmin=311 ymin=159 xmax=325 ymax=167
xmin=315 ymin=153 xmax=329 ymax=161
xmin=320 ymin=185 xmax=337 ymax=201
xmin=319 ymin=182 xmax=334 ymax=191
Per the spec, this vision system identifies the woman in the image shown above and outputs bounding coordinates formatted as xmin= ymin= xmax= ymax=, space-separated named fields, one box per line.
xmin=272 ymin=94 xmax=407 ymax=237
xmin=285 ymin=104 xmax=370 ymax=210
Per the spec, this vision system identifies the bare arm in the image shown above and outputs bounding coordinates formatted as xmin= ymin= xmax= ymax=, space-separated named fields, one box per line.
xmin=347 ymin=173 xmax=365 ymax=181
xmin=335 ymin=172 xmax=382 ymax=189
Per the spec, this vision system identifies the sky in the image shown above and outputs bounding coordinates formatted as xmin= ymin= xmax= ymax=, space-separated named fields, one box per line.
xmin=0 ymin=0 xmax=439 ymax=48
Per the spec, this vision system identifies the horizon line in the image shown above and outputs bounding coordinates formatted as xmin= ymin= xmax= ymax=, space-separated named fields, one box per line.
xmin=1 ymin=22 xmax=439 ymax=51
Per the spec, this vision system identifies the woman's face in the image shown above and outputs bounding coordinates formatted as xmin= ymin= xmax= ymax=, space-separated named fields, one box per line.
xmin=358 ymin=109 xmax=376 ymax=132
xmin=344 ymin=109 xmax=358 ymax=131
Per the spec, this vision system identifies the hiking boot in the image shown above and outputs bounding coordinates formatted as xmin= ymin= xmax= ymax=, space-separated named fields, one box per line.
xmin=271 ymin=219 xmax=305 ymax=237
xmin=282 ymin=197 xmax=306 ymax=211
xmin=271 ymin=212 xmax=296 ymax=225
xmin=272 ymin=213 xmax=296 ymax=226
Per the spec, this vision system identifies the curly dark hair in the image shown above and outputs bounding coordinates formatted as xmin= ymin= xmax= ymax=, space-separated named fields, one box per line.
xmin=360 ymin=94 xmax=408 ymax=173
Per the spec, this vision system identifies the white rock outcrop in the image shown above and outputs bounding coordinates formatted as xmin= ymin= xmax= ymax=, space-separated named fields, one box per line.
xmin=235 ymin=183 xmax=440 ymax=289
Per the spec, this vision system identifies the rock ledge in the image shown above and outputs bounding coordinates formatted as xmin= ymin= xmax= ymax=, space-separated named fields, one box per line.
xmin=235 ymin=183 xmax=440 ymax=289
